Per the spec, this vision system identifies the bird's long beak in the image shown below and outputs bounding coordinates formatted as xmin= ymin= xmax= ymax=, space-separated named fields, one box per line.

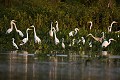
xmin=14 ymin=20 xmax=17 ymax=22
xmin=113 ymin=40 xmax=117 ymax=42
xmin=86 ymin=34 xmax=90 ymax=37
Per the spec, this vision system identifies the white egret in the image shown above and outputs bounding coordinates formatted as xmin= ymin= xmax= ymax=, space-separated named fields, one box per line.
xmin=12 ymin=38 xmax=19 ymax=49
xmin=102 ymin=38 xmax=116 ymax=48
xmin=69 ymin=28 xmax=79 ymax=37
xmin=88 ymin=21 xmax=93 ymax=30
xmin=108 ymin=21 xmax=117 ymax=32
xmin=62 ymin=38 xmax=65 ymax=49
xmin=6 ymin=20 xmax=16 ymax=34
xmin=53 ymin=27 xmax=60 ymax=45
xmin=72 ymin=39 xmax=76 ymax=46
xmin=30 ymin=25 xmax=41 ymax=44
xmin=55 ymin=21 xmax=59 ymax=32
xmin=14 ymin=22 xmax=24 ymax=37
xmin=20 ymin=28 xmax=32 ymax=45
xmin=81 ymin=37 xmax=85 ymax=45
xmin=49 ymin=22 xmax=53 ymax=37
xmin=69 ymin=31 xmax=74 ymax=37
xmin=89 ymin=41 xmax=92 ymax=48
xmin=87 ymin=33 xmax=104 ymax=43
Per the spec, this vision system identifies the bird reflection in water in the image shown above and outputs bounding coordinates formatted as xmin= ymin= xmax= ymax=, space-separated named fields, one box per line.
xmin=49 ymin=56 xmax=58 ymax=80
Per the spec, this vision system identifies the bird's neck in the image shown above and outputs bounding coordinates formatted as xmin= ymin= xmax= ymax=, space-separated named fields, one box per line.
xmin=32 ymin=27 xmax=37 ymax=38
xmin=111 ymin=22 xmax=114 ymax=27
xmin=90 ymin=23 xmax=92 ymax=30
xmin=56 ymin=23 xmax=59 ymax=31
xmin=54 ymin=30 xmax=57 ymax=39
xmin=102 ymin=32 xmax=104 ymax=38
xmin=10 ymin=22 xmax=14 ymax=29
xmin=26 ymin=30 xmax=29 ymax=39
xmin=108 ymin=40 xmax=111 ymax=45
xmin=13 ymin=23 xmax=18 ymax=31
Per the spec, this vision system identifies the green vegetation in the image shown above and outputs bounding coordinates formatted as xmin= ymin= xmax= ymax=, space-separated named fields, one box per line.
xmin=0 ymin=0 xmax=120 ymax=55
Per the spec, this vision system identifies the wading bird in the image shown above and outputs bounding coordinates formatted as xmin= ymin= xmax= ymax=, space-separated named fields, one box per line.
xmin=6 ymin=20 xmax=16 ymax=34
xmin=30 ymin=25 xmax=41 ymax=44
xmin=69 ymin=28 xmax=79 ymax=37
xmin=14 ymin=22 xmax=24 ymax=37
xmin=20 ymin=28 xmax=32 ymax=45
xmin=49 ymin=22 xmax=53 ymax=37
xmin=55 ymin=21 xmax=59 ymax=32
xmin=102 ymin=38 xmax=116 ymax=48
xmin=69 ymin=31 xmax=74 ymax=37
xmin=87 ymin=33 xmax=104 ymax=43
xmin=62 ymin=38 xmax=65 ymax=49
xmin=88 ymin=21 xmax=93 ymax=30
xmin=12 ymin=38 xmax=19 ymax=49
xmin=81 ymin=37 xmax=85 ymax=45
xmin=53 ymin=27 xmax=59 ymax=45
xmin=108 ymin=21 xmax=117 ymax=32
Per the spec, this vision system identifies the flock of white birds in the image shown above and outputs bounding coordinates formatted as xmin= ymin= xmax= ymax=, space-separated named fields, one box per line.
xmin=6 ymin=20 xmax=117 ymax=50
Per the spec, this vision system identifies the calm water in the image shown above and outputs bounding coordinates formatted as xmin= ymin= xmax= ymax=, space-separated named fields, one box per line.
xmin=0 ymin=50 xmax=120 ymax=80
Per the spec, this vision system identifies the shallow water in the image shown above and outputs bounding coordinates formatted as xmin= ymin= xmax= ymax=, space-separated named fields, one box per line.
xmin=0 ymin=51 xmax=120 ymax=80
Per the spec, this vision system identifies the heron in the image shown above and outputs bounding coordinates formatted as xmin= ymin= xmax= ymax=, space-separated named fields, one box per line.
xmin=49 ymin=22 xmax=53 ymax=37
xmin=6 ymin=20 xmax=16 ymax=34
xmin=87 ymin=33 xmax=104 ymax=43
xmin=53 ymin=27 xmax=59 ymax=45
xmin=88 ymin=21 xmax=93 ymax=30
xmin=102 ymin=38 xmax=116 ymax=48
xmin=62 ymin=38 xmax=65 ymax=49
xmin=55 ymin=21 xmax=59 ymax=32
xmin=89 ymin=41 xmax=92 ymax=48
xmin=69 ymin=31 xmax=74 ymax=37
xmin=30 ymin=25 xmax=41 ymax=44
xmin=69 ymin=28 xmax=79 ymax=37
xmin=20 ymin=28 xmax=32 ymax=45
xmin=12 ymin=38 xmax=19 ymax=49
xmin=108 ymin=21 xmax=117 ymax=32
xmin=81 ymin=37 xmax=85 ymax=45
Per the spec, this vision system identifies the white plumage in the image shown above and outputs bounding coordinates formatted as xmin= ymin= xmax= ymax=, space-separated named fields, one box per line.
xmin=20 ymin=28 xmax=32 ymax=45
xmin=6 ymin=20 xmax=16 ymax=34
xmin=62 ymin=38 xmax=65 ymax=49
xmin=53 ymin=27 xmax=59 ymax=45
xmin=49 ymin=22 xmax=53 ymax=37
xmin=12 ymin=38 xmax=19 ymax=49
xmin=102 ymin=38 xmax=116 ymax=48
xmin=31 ymin=25 xmax=41 ymax=44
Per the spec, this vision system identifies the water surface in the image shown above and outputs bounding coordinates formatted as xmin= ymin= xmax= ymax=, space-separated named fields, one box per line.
xmin=0 ymin=51 xmax=120 ymax=80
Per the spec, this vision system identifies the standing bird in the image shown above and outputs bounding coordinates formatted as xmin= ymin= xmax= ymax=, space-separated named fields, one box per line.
xmin=108 ymin=21 xmax=117 ymax=32
xmin=62 ymin=38 xmax=65 ymax=49
xmin=87 ymin=33 xmax=104 ymax=43
xmin=81 ymin=37 xmax=85 ymax=45
xmin=102 ymin=38 xmax=116 ymax=48
xmin=20 ymin=28 xmax=32 ymax=45
xmin=49 ymin=22 xmax=54 ymax=37
xmin=69 ymin=31 xmax=74 ymax=37
xmin=30 ymin=25 xmax=41 ymax=44
xmin=12 ymin=38 xmax=19 ymax=49
xmin=55 ymin=21 xmax=59 ymax=32
xmin=6 ymin=20 xmax=16 ymax=34
xmin=53 ymin=27 xmax=60 ymax=45
xmin=14 ymin=22 xmax=24 ymax=37
xmin=69 ymin=28 xmax=79 ymax=37
xmin=88 ymin=21 xmax=93 ymax=31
